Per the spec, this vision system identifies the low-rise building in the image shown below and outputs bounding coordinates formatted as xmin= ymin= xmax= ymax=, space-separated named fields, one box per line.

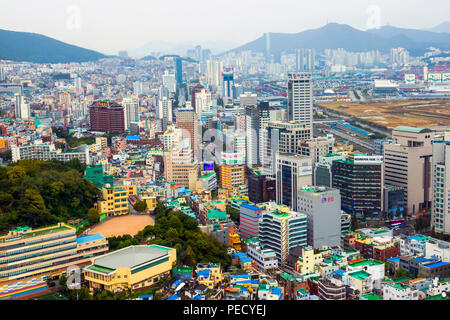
xmin=83 ymin=245 xmax=176 ymax=293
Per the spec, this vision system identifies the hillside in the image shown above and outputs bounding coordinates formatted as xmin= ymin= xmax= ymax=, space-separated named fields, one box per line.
xmin=228 ymin=23 xmax=450 ymax=56
xmin=0 ymin=29 xmax=105 ymax=63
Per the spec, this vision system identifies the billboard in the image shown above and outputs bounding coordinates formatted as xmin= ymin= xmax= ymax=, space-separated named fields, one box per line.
xmin=353 ymin=155 xmax=384 ymax=164
xmin=203 ymin=162 xmax=214 ymax=171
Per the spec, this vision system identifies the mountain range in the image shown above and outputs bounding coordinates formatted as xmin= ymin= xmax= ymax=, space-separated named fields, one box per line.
xmin=228 ymin=22 xmax=450 ymax=57
xmin=0 ymin=22 xmax=449 ymax=64
xmin=0 ymin=29 xmax=105 ymax=64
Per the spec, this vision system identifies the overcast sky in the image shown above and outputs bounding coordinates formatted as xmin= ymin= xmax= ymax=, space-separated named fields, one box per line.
xmin=1 ymin=0 xmax=449 ymax=54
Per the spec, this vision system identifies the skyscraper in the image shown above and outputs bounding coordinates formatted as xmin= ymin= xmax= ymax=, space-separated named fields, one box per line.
xmin=223 ymin=69 xmax=234 ymax=105
xmin=431 ymin=132 xmax=450 ymax=235
xmin=122 ymin=96 xmax=140 ymax=131
xmin=296 ymin=49 xmax=316 ymax=72
xmin=245 ymin=102 xmax=271 ymax=168
xmin=287 ymin=72 xmax=313 ymax=135
xmin=14 ymin=94 xmax=30 ymax=120
xmin=176 ymin=109 xmax=200 ymax=162
xmin=157 ymin=97 xmax=173 ymax=132
xmin=175 ymin=57 xmax=183 ymax=85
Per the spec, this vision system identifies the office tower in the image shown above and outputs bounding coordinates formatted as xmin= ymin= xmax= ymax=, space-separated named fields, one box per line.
xmin=163 ymin=72 xmax=177 ymax=94
xmin=374 ymin=138 xmax=395 ymax=156
xmin=219 ymin=164 xmax=246 ymax=190
xmin=431 ymin=132 xmax=450 ymax=235
xmin=245 ymin=102 xmax=271 ymax=168
xmin=296 ymin=48 xmax=316 ymax=72
xmin=223 ymin=69 xmax=234 ymax=105
xmin=384 ymin=126 xmax=433 ymax=215
xmin=259 ymin=210 xmax=308 ymax=266
xmin=156 ymin=97 xmax=173 ymax=132
xmin=298 ymin=134 xmax=335 ymax=165
xmin=287 ymin=72 xmax=313 ymax=133
xmin=206 ymin=59 xmax=223 ymax=89
xmin=89 ymin=101 xmax=125 ymax=133
xmin=122 ymin=96 xmax=139 ymax=130
xmin=176 ymin=109 xmax=200 ymax=161
xmin=14 ymin=94 xmax=30 ymax=120
xmin=176 ymin=57 xmax=183 ymax=85
xmin=332 ymin=153 xmax=383 ymax=216
xmin=276 ymin=153 xmax=313 ymax=211
xmin=239 ymin=92 xmax=257 ymax=108
xmin=314 ymin=154 xmax=346 ymax=187
xmin=263 ymin=121 xmax=311 ymax=177
xmin=298 ymin=186 xmax=341 ymax=248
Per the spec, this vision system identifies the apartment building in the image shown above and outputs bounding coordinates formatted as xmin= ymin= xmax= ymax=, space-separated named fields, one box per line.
xmin=11 ymin=141 xmax=90 ymax=164
xmin=96 ymin=183 xmax=137 ymax=217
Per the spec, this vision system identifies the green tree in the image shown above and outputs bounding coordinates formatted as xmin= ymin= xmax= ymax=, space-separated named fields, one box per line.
xmin=133 ymin=200 xmax=147 ymax=213
xmin=88 ymin=207 xmax=100 ymax=224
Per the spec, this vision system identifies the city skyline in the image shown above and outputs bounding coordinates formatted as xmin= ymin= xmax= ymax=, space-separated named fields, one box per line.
xmin=1 ymin=0 xmax=449 ymax=55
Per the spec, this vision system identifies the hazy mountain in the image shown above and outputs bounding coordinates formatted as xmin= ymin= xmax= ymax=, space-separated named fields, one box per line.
xmin=226 ymin=23 xmax=450 ymax=56
xmin=427 ymin=21 xmax=450 ymax=33
xmin=130 ymin=41 xmax=239 ymax=58
xmin=0 ymin=29 xmax=105 ymax=64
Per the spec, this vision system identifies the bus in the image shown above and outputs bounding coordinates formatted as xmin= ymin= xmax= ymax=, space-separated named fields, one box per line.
xmin=388 ymin=219 xmax=405 ymax=229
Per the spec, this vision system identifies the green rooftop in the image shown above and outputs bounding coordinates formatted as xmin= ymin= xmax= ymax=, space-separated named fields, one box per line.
xmin=348 ymin=270 xmax=371 ymax=281
xmin=349 ymin=259 xmax=383 ymax=268
xmin=86 ymin=264 xmax=115 ymax=274
xmin=361 ymin=293 xmax=382 ymax=300
xmin=394 ymin=126 xmax=431 ymax=134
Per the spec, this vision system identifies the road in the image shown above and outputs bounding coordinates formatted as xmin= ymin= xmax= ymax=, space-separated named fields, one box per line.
xmin=319 ymin=125 xmax=375 ymax=151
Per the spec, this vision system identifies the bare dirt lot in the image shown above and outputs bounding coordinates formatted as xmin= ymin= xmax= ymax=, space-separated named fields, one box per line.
xmin=88 ymin=215 xmax=154 ymax=238
xmin=317 ymin=99 xmax=450 ymax=129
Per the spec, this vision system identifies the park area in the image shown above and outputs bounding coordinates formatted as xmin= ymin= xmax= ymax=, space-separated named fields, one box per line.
xmin=87 ymin=215 xmax=155 ymax=238
xmin=317 ymin=99 xmax=450 ymax=129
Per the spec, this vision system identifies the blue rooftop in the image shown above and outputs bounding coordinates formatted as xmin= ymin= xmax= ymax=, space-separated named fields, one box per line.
xmin=240 ymin=204 xmax=261 ymax=211
xmin=424 ymin=261 xmax=449 ymax=269
xmin=167 ymin=295 xmax=180 ymax=300
xmin=230 ymin=274 xmax=251 ymax=279
xmin=126 ymin=135 xmax=141 ymax=140
xmin=412 ymin=257 xmax=435 ymax=263
xmin=387 ymin=257 xmax=400 ymax=263
xmin=198 ymin=270 xmax=211 ymax=278
xmin=271 ymin=288 xmax=282 ymax=296
xmin=76 ymin=234 xmax=105 ymax=244
xmin=192 ymin=295 xmax=203 ymax=300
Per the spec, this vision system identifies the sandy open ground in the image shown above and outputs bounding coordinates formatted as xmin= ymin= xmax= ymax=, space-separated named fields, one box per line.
xmin=317 ymin=100 xmax=450 ymax=129
xmin=88 ymin=215 xmax=154 ymax=238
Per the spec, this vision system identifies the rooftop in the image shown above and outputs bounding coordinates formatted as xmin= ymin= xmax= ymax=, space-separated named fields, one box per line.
xmin=76 ymin=234 xmax=105 ymax=245
xmin=92 ymin=245 xmax=172 ymax=271
xmin=394 ymin=126 xmax=431 ymax=134
xmin=348 ymin=270 xmax=371 ymax=281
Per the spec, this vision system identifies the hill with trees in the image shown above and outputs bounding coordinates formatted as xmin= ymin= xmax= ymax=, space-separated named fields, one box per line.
xmin=0 ymin=160 xmax=100 ymax=233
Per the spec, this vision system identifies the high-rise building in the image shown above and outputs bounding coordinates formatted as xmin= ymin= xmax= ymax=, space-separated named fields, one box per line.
xmin=223 ymin=69 xmax=234 ymax=105
xmin=245 ymin=102 xmax=271 ymax=168
xmin=287 ymin=72 xmax=313 ymax=134
xmin=296 ymin=49 xmax=316 ymax=72
xmin=193 ymin=87 xmax=212 ymax=115
xmin=297 ymin=186 xmax=341 ymax=248
xmin=122 ymin=96 xmax=140 ymax=130
xmin=259 ymin=210 xmax=308 ymax=266
xmin=59 ymin=92 xmax=72 ymax=107
xmin=176 ymin=57 xmax=183 ymax=85
xmin=332 ymin=153 xmax=383 ymax=216
xmin=156 ymin=97 xmax=173 ymax=132
xmin=384 ymin=126 xmax=433 ymax=214
xmin=0 ymin=66 xmax=6 ymax=82
xmin=176 ymin=109 xmax=200 ymax=162
xmin=239 ymin=204 xmax=263 ymax=239
xmin=314 ymin=154 xmax=346 ymax=187
xmin=89 ymin=101 xmax=125 ymax=133
xmin=164 ymin=143 xmax=199 ymax=192
xmin=431 ymin=132 xmax=450 ymax=235
xmin=206 ymin=59 xmax=223 ymax=89
xmin=298 ymin=134 xmax=335 ymax=165
xmin=14 ymin=94 xmax=30 ymax=120
xmin=163 ymin=72 xmax=177 ymax=94
xmin=263 ymin=121 xmax=311 ymax=177
xmin=246 ymin=168 xmax=276 ymax=204
xmin=276 ymin=153 xmax=313 ymax=211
